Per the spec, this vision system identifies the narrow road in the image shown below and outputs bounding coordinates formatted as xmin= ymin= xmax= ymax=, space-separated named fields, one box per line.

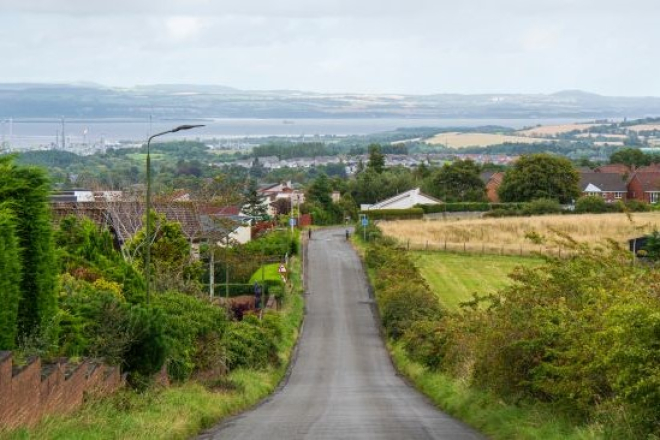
xmin=198 ymin=228 xmax=484 ymax=440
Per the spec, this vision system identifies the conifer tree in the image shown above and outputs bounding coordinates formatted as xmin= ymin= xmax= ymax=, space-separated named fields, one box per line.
xmin=0 ymin=205 xmax=21 ymax=349
xmin=0 ymin=156 xmax=57 ymax=342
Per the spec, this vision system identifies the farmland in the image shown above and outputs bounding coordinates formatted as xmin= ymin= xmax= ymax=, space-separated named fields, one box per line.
xmin=425 ymin=132 xmax=547 ymax=148
xmin=379 ymin=213 xmax=660 ymax=255
xmin=516 ymin=123 xmax=602 ymax=137
xmin=413 ymin=252 xmax=541 ymax=311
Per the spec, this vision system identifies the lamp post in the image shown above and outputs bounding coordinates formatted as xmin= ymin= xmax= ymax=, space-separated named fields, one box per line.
xmin=145 ymin=124 xmax=204 ymax=305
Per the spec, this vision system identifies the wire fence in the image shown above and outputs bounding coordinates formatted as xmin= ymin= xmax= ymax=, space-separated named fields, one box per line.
xmin=399 ymin=239 xmax=575 ymax=258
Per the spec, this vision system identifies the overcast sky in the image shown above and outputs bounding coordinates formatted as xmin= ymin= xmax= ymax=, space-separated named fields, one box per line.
xmin=1 ymin=0 xmax=658 ymax=96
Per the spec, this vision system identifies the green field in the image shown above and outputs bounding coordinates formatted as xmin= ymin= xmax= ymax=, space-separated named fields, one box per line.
xmin=413 ymin=252 xmax=542 ymax=311
xmin=127 ymin=153 xmax=166 ymax=162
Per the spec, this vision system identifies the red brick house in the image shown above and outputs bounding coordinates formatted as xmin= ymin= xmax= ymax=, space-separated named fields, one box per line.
xmin=627 ymin=171 xmax=660 ymax=203
xmin=594 ymin=164 xmax=631 ymax=176
xmin=579 ymin=172 xmax=628 ymax=202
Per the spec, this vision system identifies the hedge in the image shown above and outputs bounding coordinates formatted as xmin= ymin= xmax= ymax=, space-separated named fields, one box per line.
xmin=359 ymin=208 xmax=424 ymax=220
xmin=417 ymin=203 xmax=526 ymax=213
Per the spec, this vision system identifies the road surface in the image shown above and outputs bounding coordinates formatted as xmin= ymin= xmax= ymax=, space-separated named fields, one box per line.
xmin=198 ymin=228 xmax=484 ymax=440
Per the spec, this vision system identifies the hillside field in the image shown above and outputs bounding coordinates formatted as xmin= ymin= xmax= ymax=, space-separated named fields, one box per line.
xmin=413 ymin=252 xmax=541 ymax=311
xmin=425 ymin=132 xmax=548 ymax=148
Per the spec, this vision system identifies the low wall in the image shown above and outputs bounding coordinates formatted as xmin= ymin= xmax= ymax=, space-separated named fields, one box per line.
xmin=0 ymin=351 xmax=124 ymax=429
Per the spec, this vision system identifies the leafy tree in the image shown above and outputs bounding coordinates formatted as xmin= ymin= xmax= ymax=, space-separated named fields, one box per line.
xmin=243 ymin=179 xmax=267 ymax=218
xmin=0 ymin=156 xmax=57 ymax=342
xmin=305 ymin=173 xmax=333 ymax=210
xmin=609 ymin=148 xmax=654 ymax=167
xmin=498 ymin=153 xmax=580 ymax=203
xmin=367 ymin=144 xmax=386 ymax=174
xmin=425 ymin=159 xmax=485 ymax=202
xmin=0 ymin=205 xmax=21 ymax=349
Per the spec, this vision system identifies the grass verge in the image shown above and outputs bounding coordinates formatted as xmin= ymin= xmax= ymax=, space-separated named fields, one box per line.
xmin=2 ymin=257 xmax=305 ymax=440
xmin=389 ymin=343 xmax=601 ymax=440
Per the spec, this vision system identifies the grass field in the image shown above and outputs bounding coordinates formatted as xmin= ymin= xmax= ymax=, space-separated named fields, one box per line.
xmin=380 ymin=213 xmax=660 ymax=255
xmin=413 ymin=252 xmax=540 ymax=310
xmin=425 ymin=132 xmax=547 ymax=148
xmin=625 ymin=123 xmax=660 ymax=132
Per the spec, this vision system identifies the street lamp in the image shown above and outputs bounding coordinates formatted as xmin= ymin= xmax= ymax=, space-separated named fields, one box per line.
xmin=145 ymin=124 xmax=204 ymax=305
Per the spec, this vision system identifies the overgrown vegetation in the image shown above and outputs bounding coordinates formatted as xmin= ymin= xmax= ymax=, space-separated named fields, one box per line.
xmin=360 ymin=226 xmax=660 ymax=438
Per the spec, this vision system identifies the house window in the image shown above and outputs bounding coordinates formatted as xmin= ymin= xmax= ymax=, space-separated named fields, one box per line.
xmin=649 ymin=192 xmax=660 ymax=204
xmin=614 ymin=192 xmax=624 ymax=199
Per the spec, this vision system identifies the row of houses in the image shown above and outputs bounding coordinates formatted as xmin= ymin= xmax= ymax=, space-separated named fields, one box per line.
xmin=482 ymin=164 xmax=660 ymax=204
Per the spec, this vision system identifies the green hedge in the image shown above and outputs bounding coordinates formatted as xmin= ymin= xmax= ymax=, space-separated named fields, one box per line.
xmin=418 ymin=203 xmax=526 ymax=213
xmin=359 ymin=208 xmax=424 ymax=220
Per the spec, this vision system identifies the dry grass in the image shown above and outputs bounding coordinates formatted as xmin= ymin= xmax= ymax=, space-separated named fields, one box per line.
xmin=380 ymin=213 xmax=660 ymax=255
xmin=517 ymin=123 xmax=603 ymax=137
xmin=625 ymin=124 xmax=660 ymax=132
xmin=426 ymin=132 xmax=547 ymax=148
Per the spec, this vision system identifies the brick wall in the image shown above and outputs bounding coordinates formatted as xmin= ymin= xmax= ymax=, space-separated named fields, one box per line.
xmin=0 ymin=351 xmax=124 ymax=429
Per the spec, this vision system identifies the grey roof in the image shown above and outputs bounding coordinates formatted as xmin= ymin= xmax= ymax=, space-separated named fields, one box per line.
xmin=579 ymin=172 xmax=627 ymax=192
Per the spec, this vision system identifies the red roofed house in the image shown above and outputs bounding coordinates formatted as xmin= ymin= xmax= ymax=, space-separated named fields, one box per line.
xmin=579 ymin=172 xmax=627 ymax=202
xmin=628 ymin=171 xmax=660 ymax=203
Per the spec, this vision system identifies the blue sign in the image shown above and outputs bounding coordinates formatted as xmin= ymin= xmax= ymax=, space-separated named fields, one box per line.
xmin=361 ymin=217 xmax=368 ymax=226
xmin=289 ymin=218 xmax=297 ymax=226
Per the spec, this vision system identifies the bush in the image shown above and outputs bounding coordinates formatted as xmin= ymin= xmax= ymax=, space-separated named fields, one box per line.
xmin=575 ymin=195 xmax=608 ymax=213
xmin=359 ymin=208 xmax=424 ymax=220
xmin=521 ymin=198 xmax=563 ymax=215
xmin=153 ymin=292 xmax=229 ymax=382
xmin=123 ymin=306 xmax=168 ymax=389
xmin=226 ymin=314 xmax=281 ymax=370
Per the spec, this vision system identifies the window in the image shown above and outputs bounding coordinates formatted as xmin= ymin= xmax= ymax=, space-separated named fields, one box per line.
xmin=649 ymin=192 xmax=660 ymax=204
xmin=614 ymin=192 xmax=624 ymax=199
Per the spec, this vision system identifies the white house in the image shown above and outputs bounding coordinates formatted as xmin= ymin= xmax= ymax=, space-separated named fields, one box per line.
xmin=361 ymin=188 xmax=441 ymax=211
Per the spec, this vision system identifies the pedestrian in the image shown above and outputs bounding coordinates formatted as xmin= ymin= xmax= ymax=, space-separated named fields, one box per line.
xmin=254 ymin=281 xmax=262 ymax=310
xmin=345 ymin=230 xmax=350 ymax=241
xmin=308 ymin=229 xmax=312 ymax=239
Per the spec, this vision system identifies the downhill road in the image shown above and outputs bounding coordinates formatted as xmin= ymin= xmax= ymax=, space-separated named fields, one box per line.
xmin=198 ymin=228 xmax=484 ymax=440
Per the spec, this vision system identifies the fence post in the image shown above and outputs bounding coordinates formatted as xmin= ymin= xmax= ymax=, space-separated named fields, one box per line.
xmin=444 ymin=240 xmax=447 ymax=251
xmin=464 ymin=242 xmax=466 ymax=253
xmin=407 ymin=239 xmax=410 ymax=251
xmin=426 ymin=240 xmax=428 ymax=251
xmin=482 ymin=243 xmax=485 ymax=254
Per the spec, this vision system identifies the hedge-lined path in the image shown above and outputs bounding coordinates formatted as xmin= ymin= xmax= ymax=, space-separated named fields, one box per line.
xmin=197 ymin=228 xmax=483 ymax=440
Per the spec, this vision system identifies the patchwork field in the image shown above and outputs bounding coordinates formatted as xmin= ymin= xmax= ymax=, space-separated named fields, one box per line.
xmin=380 ymin=213 xmax=660 ymax=255
xmin=425 ymin=132 xmax=547 ymax=148
xmin=516 ymin=123 xmax=602 ymax=136
xmin=414 ymin=252 xmax=541 ymax=311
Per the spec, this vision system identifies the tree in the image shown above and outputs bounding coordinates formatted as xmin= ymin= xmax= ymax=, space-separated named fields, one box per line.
xmin=0 ymin=205 xmax=21 ymax=349
xmin=425 ymin=159 xmax=485 ymax=202
xmin=305 ymin=173 xmax=333 ymax=210
xmin=498 ymin=154 xmax=580 ymax=203
xmin=0 ymin=156 xmax=57 ymax=342
xmin=609 ymin=148 xmax=652 ymax=167
xmin=367 ymin=144 xmax=386 ymax=174
xmin=243 ymin=179 xmax=267 ymax=218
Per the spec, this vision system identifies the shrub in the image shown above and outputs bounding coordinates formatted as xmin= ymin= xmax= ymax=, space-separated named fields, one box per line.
xmin=521 ymin=198 xmax=563 ymax=215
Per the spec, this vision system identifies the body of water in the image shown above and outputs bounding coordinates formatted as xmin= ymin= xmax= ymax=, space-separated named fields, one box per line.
xmin=2 ymin=117 xmax=597 ymax=149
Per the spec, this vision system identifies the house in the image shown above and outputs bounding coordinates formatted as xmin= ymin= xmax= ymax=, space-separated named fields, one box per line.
xmin=361 ymin=188 xmax=441 ymax=211
xmin=627 ymin=171 xmax=660 ymax=203
xmin=579 ymin=172 xmax=627 ymax=202
xmin=257 ymin=181 xmax=305 ymax=216
xmin=480 ymin=171 xmax=504 ymax=203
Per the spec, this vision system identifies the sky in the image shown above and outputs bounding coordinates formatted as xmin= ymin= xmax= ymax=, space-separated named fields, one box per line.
xmin=1 ymin=0 xmax=658 ymax=96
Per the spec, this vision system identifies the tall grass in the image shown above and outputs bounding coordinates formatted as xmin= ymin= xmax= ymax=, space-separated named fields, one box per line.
xmin=1 ymin=256 xmax=305 ymax=440
xmin=381 ymin=213 xmax=660 ymax=255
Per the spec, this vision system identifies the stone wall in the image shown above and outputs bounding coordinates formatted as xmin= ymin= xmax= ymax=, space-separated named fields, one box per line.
xmin=0 ymin=351 xmax=124 ymax=429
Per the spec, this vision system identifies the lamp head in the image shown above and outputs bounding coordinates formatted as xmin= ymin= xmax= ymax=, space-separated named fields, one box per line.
xmin=171 ymin=124 xmax=205 ymax=133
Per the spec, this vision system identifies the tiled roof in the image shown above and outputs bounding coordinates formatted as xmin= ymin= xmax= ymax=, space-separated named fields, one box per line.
xmin=631 ymin=171 xmax=660 ymax=192
xmin=579 ymin=172 xmax=627 ymax=192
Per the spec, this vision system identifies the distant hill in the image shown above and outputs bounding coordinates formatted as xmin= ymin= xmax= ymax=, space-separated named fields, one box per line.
xmin=1 ymin=83 xmax=660 ymax=119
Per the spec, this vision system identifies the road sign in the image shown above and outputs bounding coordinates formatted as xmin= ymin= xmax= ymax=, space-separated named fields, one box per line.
xmin=289 ymin=218 xmax=297 ymax=226
xmin=361 ymin=217 xmax=368 ymax=226
xmin=278 ymin=264 xmax=287 ymax=274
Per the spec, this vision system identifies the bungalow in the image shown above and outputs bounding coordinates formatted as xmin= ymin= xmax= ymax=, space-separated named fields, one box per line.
xmin=361 ymin=188 xmax=441 ymax=211
xmin=579 ymin=172 xmax=627 ymax=202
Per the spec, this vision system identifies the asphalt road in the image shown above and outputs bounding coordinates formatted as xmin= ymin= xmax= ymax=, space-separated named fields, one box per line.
xmin=198 ymin=228 xmax=484 ymax=440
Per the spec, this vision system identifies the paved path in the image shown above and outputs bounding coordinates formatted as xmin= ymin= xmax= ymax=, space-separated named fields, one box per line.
xmin=198 ymin=228 xmax=484 ymax=440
